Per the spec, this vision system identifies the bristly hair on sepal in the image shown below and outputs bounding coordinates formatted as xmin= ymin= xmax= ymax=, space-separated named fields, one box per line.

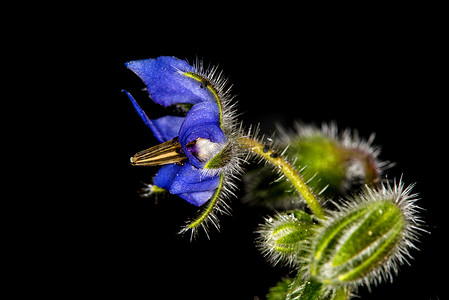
xmin=173 ymin=59 xmax=247 ymax=239
xmin=308 ymin=177 xmax=426 ymax=292
xmin=256 ymin=210 xmax=319 ymax=267
xmin=182 ymin=57 xmax=240 ymax=131
xmin=138 ymin=182 xmax=167 ymax=200
xmin=178 ymin=57 xmax=246 ymax=179
xmin=178 ymin=172 xmax=237 ymax=240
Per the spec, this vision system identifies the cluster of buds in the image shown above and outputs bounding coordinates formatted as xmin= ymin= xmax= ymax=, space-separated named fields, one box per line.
xmin=253 ymin=125 xmax=424 ymax=299
xmin=260 ymin=180 xmax=422 ymax=299
xmin=123 ymin=56 xmax=424 ymax=299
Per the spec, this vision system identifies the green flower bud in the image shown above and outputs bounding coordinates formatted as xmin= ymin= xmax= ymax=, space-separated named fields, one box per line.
xmin=258 ymin=210 xmax=317 ymax=266
xmin=282 ymin=122 xmax=387 ymax=197
xmin=309 ymin=180 xmax=422 ymax=290
xmin=243 ymin=122 xmax=389 ymax=209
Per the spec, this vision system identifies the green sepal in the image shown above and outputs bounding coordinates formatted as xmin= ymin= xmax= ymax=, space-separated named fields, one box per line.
xmin=151 ymin=185 xmax=166 ymax=193
xmin=287 ymin=276 xmax=332 ymax=300
xmin=179 ymin=173 xmax=226 ymax=238
xmin=139 ymin=184 xmax=167 ymax=198
xmin=272 ymin=211 xmax=315 ymax=256
xmin=311 ymin=199 xmax=404 ymax=287
xmin=288 ymin=135 xmax=346 ymax=195
xmin=204 ymin=142 xmax=234 ymax=170
xmin=266 ymin=278 xmax=293 ymax=300
xmin=267 ymin=275 xmax=346 ymax=300
xmin=258 ymin=210 xmax=318 ymax=266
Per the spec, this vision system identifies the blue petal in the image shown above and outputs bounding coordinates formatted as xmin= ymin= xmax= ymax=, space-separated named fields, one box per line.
xmin=178 ymin=102 xmax=226 ymax=168
xmin=149 ymin=116 xmax=184 ymax=143
xmin=169 ymin=163 xmax=220 ymax=195
xmin=123 ymin=90 xmax=184 ymax=142
xmin=153 ymin=163 xmax=219 ymax=207
xmin=122 ymin=89 xmax=157 ymax=134
xmin=125 ymin=56 xmax=216 ymax=107
xmin=153 ymin=164 xmax=182 ymax=190
xmin=178 ymin=191 xmax=216 ymax=207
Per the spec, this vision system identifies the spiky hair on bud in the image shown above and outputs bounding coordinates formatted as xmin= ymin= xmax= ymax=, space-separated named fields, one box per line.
xmin=277 ymin=121 xmax=392 ymax=191
xmin=308 ymin=178 xmax=425 ymax=292
xmin=256 ymin=210 xmax=319 ymax=267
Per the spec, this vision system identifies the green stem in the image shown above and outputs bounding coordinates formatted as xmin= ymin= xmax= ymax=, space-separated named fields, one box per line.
xmin=238 ymin=136 xmax=326 ymax=219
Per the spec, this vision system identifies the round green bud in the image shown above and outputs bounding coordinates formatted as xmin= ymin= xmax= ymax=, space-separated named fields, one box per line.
xmin=258 ymin=210 xmax=317 ymax=266
xmin=284 ymin=123 xmax=385 ymax=197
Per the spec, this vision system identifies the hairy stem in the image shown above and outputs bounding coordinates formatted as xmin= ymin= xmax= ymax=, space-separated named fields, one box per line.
xmin=238 ymin=136 xmax=326 ymax=219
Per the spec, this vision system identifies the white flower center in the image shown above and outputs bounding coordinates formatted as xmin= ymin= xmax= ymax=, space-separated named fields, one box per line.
xmin=193 ymin=138 xmax=224 ymax=162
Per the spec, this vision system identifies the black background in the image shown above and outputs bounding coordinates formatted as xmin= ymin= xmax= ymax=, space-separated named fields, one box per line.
xmin=27 ymin=10 xmax=446 ymax=300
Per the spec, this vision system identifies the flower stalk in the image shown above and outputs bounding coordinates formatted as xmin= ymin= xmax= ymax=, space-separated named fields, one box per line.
xmin=238 ymin=136 xmax=326 ymax=219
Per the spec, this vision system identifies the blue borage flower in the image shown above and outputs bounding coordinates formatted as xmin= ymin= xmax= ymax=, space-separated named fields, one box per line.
xmin=123 ymin=56 xmax=243 ymax=237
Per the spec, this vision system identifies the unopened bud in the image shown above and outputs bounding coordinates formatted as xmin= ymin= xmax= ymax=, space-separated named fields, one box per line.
xmin=258 ymin=210 xmax=317 ymax=266
xmin=282 ymin=122 xmax=388 ymax=197
xmin=309 ymin=180 xmax=422 ymax=289
xmin=243 ymin=122 xmax=390 ymax=209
